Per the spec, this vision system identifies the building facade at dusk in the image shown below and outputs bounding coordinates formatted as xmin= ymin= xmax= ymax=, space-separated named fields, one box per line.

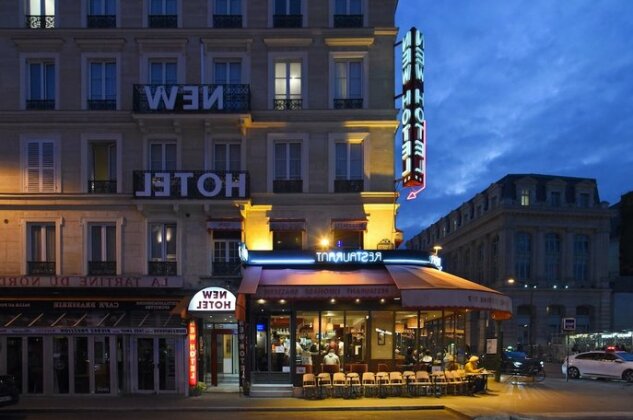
xmin=407 ymin=174 xmax=612 ymax=361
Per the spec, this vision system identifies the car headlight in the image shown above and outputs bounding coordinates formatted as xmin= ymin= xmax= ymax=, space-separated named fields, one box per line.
xmin=540 ymin=361 xmax=544 ymax=367
xmin=513 ymin=361 xmax=523 ymax=368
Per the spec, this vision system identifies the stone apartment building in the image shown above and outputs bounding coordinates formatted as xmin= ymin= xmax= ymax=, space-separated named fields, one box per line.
xmin=0 ymin=0 xmax=399 ymax=396
xmin=407 ymin=174 xmax=612 ymax=361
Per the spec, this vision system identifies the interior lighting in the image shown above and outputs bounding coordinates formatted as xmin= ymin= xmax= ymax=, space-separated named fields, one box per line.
xmin=330 ymin=298 xmax=336 ymax=304
xmin=380 ymin=298 xmax=385 ymax=303
xmin=355 ymin=298 xmax=360 ymax=303
xmin=279 ymin=299 xmax=286 ymax=304
xmin=257 ymin=299 xmax=266 ymax=304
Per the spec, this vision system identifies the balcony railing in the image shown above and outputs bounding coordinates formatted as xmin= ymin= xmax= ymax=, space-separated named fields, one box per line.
xmin=88 ymin=99 xmax=116 ymax=110
xmin=213 ymin=14 xmax=242 ymax=28
xmin=334 ymin=98 xmax=363 ymax=109
xmin=133 ymin=84 xmax=250 ymax=113
xmin=26 ymin=100 xmax=55 ymax=110
xmin=333 ymin=14 xmax=363 ymax=28
xmin=148 ymin=14 xmax=177 ymax=28
xmin=26 ymin=15 xmax=55 ymax=29
xmin=88 ymin=261 xmax=116 ymax=275
xmin=148 ymin=261 xmax=177 ymax=276
xmin=273 ymin=179 xmax=303 ymax=193
xmin=87 ymin=15 xmax=116 ymax=28
xmin=212 ymin=261 xmax=241 ymax=276
xmin=28 ymin=261 xmax=55 ymax=275
xmin=274 ymin=98 xmax=302 ymax=110
xmin=334 ymin=179 xmax=364 ymax=193
xmin=88 ymin=180 xmax=117 ymax=194
xmin=273 ymin=14 xmax=302 ymax=28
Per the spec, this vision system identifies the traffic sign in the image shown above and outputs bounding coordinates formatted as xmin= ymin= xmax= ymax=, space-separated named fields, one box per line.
xmin=562 ymin=317 xmax=576 ymax=332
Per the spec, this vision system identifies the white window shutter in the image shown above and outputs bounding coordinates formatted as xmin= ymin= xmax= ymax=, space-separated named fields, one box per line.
xmin=41 ymin=141 xmax=55 ymax=192
xmin=26 ymin=142 xmax=41 ymax=192
xmin=25 ymin=141 xmax=56 ymax=192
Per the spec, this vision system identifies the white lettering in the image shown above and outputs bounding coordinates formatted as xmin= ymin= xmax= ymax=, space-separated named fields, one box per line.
xmin=173 ymin=172 xmax=194 ymax=196
xmin=144 ymin=86 xmax=178 ymax=110
xmin=197 ymin=173 xmax=222 ymax=197
xmin=203 ymin=85 xmax=224 ymax=110
xmin=225 ymin=173 xmax=246 ymax=198
xmin=153 ymin=172 xmax=170 ymax=197
xmin=182 ymin=86 xmax=199 ymax=110
xmin=135 ymin=172 xmax=152 ymax=197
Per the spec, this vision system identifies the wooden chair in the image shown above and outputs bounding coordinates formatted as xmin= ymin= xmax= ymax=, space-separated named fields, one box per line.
xmin=375 ymin=371 xmax=390 ymax=398
xmin=444 ymin=370 xmax=467 ymax=395
xmin=346 ymin=372 xmax=362 ymax=398
xmin=413 ymin=370 xmax=433 ymax=396
xmin=431 ymin=372 xmax=448 ymax=397
xmin=361 ymin=372 xmax=378 ymax=397
xmin=317 ymin=372 xmax=332 ymax=398
xmin=302 ymin=373 xmax=317 ymax=399
xmin=388 ymin=371 xmax=405 ymax=396
xmin=402 ymin=371 xmax=416 ymax=396
xmin=332 ymin=372 xmax=347 ymax=398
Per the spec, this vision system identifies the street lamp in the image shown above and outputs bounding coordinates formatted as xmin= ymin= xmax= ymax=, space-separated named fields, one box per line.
xmin=432 ymin=245 xmax=442 ymax=255
xmin=507 ymin=278 xmax=536 ymax=357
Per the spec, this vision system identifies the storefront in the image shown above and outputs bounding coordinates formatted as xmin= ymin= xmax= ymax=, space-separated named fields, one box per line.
xmin=236 ymin=248 xmax=511 ymax=395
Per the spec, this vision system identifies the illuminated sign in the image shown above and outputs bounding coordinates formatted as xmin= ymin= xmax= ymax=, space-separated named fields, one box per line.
xmin=133 ymin=171 xmax=248 ymax=199
xmin=401 ymin=27 xmax=426 ymax=190
xmin=188 ymin=287 xmax=236 ymax=312
xmin=188 ymin=320 xmax=197 ymax=387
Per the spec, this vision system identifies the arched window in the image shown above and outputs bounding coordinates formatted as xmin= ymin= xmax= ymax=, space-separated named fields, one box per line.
xmin=515 ymin=232 xmax=531 ymax=282
xmin=544 ymin=233 xmax=561 ymax=285
xmin=573 ymin=234 xmax=590 ymax=286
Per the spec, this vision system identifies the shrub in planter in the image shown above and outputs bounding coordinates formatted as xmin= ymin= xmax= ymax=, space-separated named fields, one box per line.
xmin=189 ymin=382 xmax=207 ymax=396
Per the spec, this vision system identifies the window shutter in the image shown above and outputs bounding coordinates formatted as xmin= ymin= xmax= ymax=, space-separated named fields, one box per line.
xmin=41 ymin=141 xmax=56 ymax=192
xmin=25 ymin=141 xmax=55 ymax=192
xmin=26 ymin=142 xmax=41 ymax=192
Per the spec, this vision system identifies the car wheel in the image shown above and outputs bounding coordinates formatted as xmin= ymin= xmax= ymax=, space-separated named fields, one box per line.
xmin=567 ymin=366 xmax=580 ymax=379
xmin=623 ymin=370 xmax=633 ymax=383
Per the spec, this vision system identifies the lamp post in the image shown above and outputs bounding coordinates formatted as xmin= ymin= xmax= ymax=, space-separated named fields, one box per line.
xmin=507 ymin=278 xmax=536 ymax=357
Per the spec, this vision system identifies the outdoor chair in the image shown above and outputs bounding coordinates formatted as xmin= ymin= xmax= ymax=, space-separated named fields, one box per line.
xmin=413 ymin=370 xmax=433 ymax=396
xmin=375 ymin=371 xmax=390 ymax=398
xmin=332 ymin=372 xmax=347 ymax=398
xmin=316 ymin=372 xmax=332 ymax=398
xmin=302 ymin=373 xmax=317 ymax=399
xmin=388 ymin=371 xmax=405 ymax=396
xmin=445 ymin=370 xmax=468 ymax=395
xmin=402 ymin=370 xmax=416 ymax=396
xmin=431 ymin=372 xmax=448 ymax=397
xmin=361 ymin=372 xmax=378 ymax=397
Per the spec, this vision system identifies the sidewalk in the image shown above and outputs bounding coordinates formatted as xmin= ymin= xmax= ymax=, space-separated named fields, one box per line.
xmin=3 ymin=376 xmax=633 ymax=419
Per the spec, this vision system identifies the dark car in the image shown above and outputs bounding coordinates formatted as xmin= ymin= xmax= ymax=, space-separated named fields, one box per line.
xmin=0 ymin=375 xmax=19 ymax=407
xmin=500 ymin=351 xmax=545 ymax=379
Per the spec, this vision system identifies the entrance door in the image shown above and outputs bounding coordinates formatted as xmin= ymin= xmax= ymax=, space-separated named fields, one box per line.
xmin=254 ymin=314 xmax=291 ymax=373
xmin=73 ymin=336 xmax=117 ymax=394
xmin=210 ymin=329 xmax=238 ymax=386
xmin=135 ymin=337 xmax=177 ymax=393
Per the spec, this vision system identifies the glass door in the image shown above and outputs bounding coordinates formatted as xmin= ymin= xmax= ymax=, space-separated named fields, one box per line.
xmin=210 ymin=329 xmax=238 ymax=387
xmin=135 ymin=337 xmax=177 ymax=393
xmin=137 ymin=338 xmax=155 ymax=391
xmin=253 ymin=314 xmax=291 ymax=373
xmin=52 ymin=337 xmax=70 ymax=394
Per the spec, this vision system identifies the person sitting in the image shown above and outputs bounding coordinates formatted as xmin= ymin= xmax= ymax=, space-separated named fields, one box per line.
xmin=464 ymin=356 xmax=487 ymax=395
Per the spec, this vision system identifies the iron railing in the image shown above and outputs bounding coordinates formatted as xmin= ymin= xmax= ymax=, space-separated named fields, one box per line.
xmin=213 ymin=14 xmax=242 ymax=28
xmin=334 ymin=179 xmax=364 ymax=193
xmin=333 ymin=14 xmax=363 ymax=28
xmin=148 ymin=15 xmax=177 ymax=28
xmin=88 ymin=99 xmax=116 ymax=110
xmin=133 ymin=84 xmax=250 ymax=113
xmin=212 ymin=261 xmax=241 ymax=276
xmin=28 ymin=261 xmax=55 ymax=275
xmin=26 ymin=15 xmax=55 ymax=29
xmin=26 ymin=100 xmax=55 ymax=110
xmin=88 ymin=261 xmax=116 ymax=275
xmin=87 ymin=15 xmax=116 ymax=28
xmin=88 ymin=180 xmax=117 ymax=194
xmin=274 ymin=98 xmax=302 ymax=110
xmin=273 ymin=179 xmax=303 ymax=193
xmin=148 ymin=261 xmax=177 ymax=276
xmin=273 ymin=14 xmax=302 ymax=28
xmin=334 ymin=98 xmax=363 ymax=109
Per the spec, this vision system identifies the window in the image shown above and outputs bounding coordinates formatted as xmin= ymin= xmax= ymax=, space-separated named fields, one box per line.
xmin=89 ymin=224 xmax=116 ymax=275
xmin=490 ymin=236 xmax=499 ymax=283
xmin=334 ymin=60 xmax=362 ymax=109
xmin=515 ymin=232 xmax=531 ymax=282
xmin=88 ymin=61 xmax=116 ymax=110
xmin=24 ymin=140 xmax=57 ymax=192
xmin=273 ymin=231 xmax=302 ymax=250
xmin=149 ymin=60 xmax=177 ymax=85
xmin=274 ymin=61 xmax=302 ymax=110
xmin=573 ymin=234 xmax=590 ymax=285
xmin=273 ymin=142 xmax=302 ymax=193
xmin=334 ymin=142 xmax=363 ymax=192
xmin=214 ymin=60 xmax=241 ymax=84
xmin=519 ymin=188 xmax=530 ymax=206
xmin=88 ymin=142 xmax=117 ymax=193
xmin=333 ymin=230 xmax=362 ymax=250
xmin=476 ymin=244 xmax=484 ymax=283
xmin=148 ymin=223 xmax=177 ymax=275
xmin=333 ymin=0 xmax=362 ymax=27
xmin=88 ymin=0 xmax=116 ymax=28
xmin=27 ymin=61 xmax=55 ymax=110
xmin=28 ymin=223 xmax=55 ymax=275
xmin=213 ymin=0 xmax=242 ymax=28
xmin=578 ymin=193 xmax=590 ymax=208
xmin=26 ymin=0 xmax=55 ymax=28
xmin=550 ymin=191 xmax=561 ymax=207
xmin=212 ymin=231 xmax=240 ymax=275
xmin=544 ymin=233 xmax=561 ymax=285
xmin=213 ymin=143 xmax=241 ymax=171
xmin=490 ymin=196 xmax=498 ymax=209
xmin=148 ymin=0 xmax=177 ymax=28
xmin=149 ymin=142 xmax=177 ymax=170
xmin=273 ymin=0 xmax=302 ymax=28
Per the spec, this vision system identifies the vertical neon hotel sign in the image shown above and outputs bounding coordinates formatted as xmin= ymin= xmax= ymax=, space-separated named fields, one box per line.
xmin=401 ymin=27 xmax=426 ymax=200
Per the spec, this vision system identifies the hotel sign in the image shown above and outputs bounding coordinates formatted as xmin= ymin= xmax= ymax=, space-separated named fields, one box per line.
xmin=401 ymin=27 xmax=426 ymax=189
xmin=188 ymin=287 xmax=236 ymax=312
xmin=133 ymin=84 xmax=250 ymax=114
xmin=133 ymin=171 xmax=249 ymax=199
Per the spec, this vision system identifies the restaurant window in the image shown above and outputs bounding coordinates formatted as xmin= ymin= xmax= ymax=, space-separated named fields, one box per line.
xmin=213 ymin=142 xmax=241 ymax=171
xmin=88 ymin=141 xmax=117 ymax=193
xmin=27 ymin=223 xmax=56 ymax=275
xmin=89 ymin=224 xmax=116 ymax=275
xmin=515 ymin=232 xmax=532 ymax=282
xmin=573 ymin=234 xmax=590 ymax=285
xmin=148 ymin=223 xmax=177 ymax=275
xmin=212 ymin=230 xmax=240 ymax=276
xmin=344 ymin=312 xmax=367 ymax=365
xmin=444 ymin=310 xmax=465 ymax=362
xmin=333 ymin=60 xmax=363 ymax=109
xmin=149 ymin=60 xmax=177 ymax=85
xmin=333 ymin=0 xmax=363 ymax=28
xmin=273 ymin=142 xmax=302 ymax=193
xmin=87 ymin=0 xmax=116 ymax=28
xmin=395 ymin=312 xmax=417 ymax=368
xmin=544 ymin=233 xmax=561 ymax=285
xmin=371 ymin=311 xmax=393 ymax=366
xmin=149 ymin=141 xmax=177 ymax=171
xmin=335 ymin=142 xmax=363 ymax=192
xmin=319 ymin=311 xmax=344 ymax=371
xmin=148 ymin=0 xmax=178 ymax=28
xmin=88 ymin=60 xmax=116 ymax=110
xmin=27 ymin=61 xmax=56 ymax=110
xmin=295 ymin=312 xmax=319 ymax=374
xmin=269 ymin=315 xmax=291 ymax=372
xmin=274 ymin=60 xmax=302 ymax=110
xmin=26 ymin=0 xmax=55 ymax=28
xmin=273 ymin=0 xmax=302 ymax=28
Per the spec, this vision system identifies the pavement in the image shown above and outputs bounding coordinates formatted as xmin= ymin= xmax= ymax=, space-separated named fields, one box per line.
xmin=2 ymin=367 xmax=633 ymax=420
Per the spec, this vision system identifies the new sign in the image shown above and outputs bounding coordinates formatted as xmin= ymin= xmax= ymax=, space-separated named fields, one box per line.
xmin=188 ymin=287 xmax=236 ymax=312
xmin=401 ymin=27 xmax=426 ymax=189
xmin=133 ymin=171 xmax=248 ymax=199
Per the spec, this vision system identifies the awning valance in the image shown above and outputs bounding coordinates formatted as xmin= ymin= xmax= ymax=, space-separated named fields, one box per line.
xmin=269 ymin=219 xmax=306 ymax=231
xmin=207 ymin=218 xmax=242 ymax=231
xmin=331 ymin=219 xmax=367 ymax=231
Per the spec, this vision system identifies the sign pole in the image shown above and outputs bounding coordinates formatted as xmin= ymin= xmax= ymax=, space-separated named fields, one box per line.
xmin=566 ymin=333 xmax=570 ymax=382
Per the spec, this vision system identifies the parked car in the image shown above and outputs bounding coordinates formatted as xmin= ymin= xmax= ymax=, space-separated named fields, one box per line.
xmin=562 ymin=350 xmax=633 ymax=382
xmin=0 ymin=375 xmax=19 ymax=407
xmin=480 ymin=351 xmax=546 ymax=380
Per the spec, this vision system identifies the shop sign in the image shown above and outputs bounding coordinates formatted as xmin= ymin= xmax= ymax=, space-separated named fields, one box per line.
xmin=0 ymin=327 xmax=186 ymax=335
xmin=255 ymin=285 xmax=400 ymax=299
xmin=316 ymin=251 xmax=382 ymax=264
xmin=401 ymin=27 xmax=426 ymax=190
xmin=0 ymin=276 xmax=183 ymax=288
xmin=188 ymin=287 xmax=236 ymax=312
xmin=134 ymin=171 xmax=248 ymax=199
xmin=188 ymin=320 xmax=197 ymax=387
xmin=0 ymin=300 xmax=180 ymax=311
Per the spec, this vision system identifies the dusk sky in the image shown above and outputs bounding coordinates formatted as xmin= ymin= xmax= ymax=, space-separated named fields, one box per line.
xmin=394 ymin=0 xmax=633 ymax=241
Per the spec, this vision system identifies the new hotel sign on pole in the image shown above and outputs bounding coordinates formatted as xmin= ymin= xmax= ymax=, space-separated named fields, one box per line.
xmin=401 ymin=27 xmax=426 ymax=197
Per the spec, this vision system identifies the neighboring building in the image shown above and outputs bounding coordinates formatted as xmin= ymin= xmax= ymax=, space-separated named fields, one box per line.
xmin=610 ymin=191 xmax=633 ymax=332
xmin=407 ymin=174 xmax=612 ymax=361
xmin=0 ymin=0 xmax=400 ymax=396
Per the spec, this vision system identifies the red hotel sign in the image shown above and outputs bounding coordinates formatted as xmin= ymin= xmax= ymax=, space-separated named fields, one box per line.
xmin=401 ymin=27 xmax=426 ymax=189
xmin=188 ymin=320 xmax=197 ymax=387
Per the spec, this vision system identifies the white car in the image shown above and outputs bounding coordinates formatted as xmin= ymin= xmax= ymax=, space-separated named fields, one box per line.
xmin=562 ymin=351 xmax=633 ymax=382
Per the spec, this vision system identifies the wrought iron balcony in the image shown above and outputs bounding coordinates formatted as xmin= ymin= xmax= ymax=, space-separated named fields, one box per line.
xmin=26 ymin=15 xmax=55 ymax=29
xmin=88 ymin=261 xmax=116 ymax=275
xmin=87 ymin=15 xmax=116 ymax=28
xmin=334 ymin=98 xmax=363 ymax=109
xmin=333 ymin=14 xmax=364 ymax=28
xmin=334 ymin=179 xmax=364 ymax=193
xmin=273 ymin=14 xmax=302 ymax=28
xmin=88 ymin=99 xmax=116 ymax=110
xmin=274 ymin=98 xmax=302 ymax=110
xmin=88 ymin=180 xmax=117 ymax=194
xmin=213 ymin=14 xmax=242 ymax=28
xmin=133 ymin=84 xmax=250 ymax=113
xmin=148 ymin=14 xmax=178 ymax=28
xmin=212 ymin=261 xmax=241 ymax=276
xmin=273 ymin=179 xmax=303 ymax=193
xmin=28 ymin=261 xmax=55 ymax=275
xmin=148 ymin=261 xmax=177 ymax=276
xmin=26 ymin=100 xmax=55 ymax=110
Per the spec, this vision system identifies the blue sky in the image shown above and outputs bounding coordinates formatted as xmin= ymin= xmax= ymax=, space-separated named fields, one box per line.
xmin=394 ymin=0 xmax=633 ymax=240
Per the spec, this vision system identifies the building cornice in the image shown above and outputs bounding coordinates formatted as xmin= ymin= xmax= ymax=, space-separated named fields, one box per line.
xmin=263 ymin=38 xmax=313 ymax=47
xmin=13 ymin=38 xmax=64 ymax=51
xmin=324 ymin=37 xmax=374 ymax=47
